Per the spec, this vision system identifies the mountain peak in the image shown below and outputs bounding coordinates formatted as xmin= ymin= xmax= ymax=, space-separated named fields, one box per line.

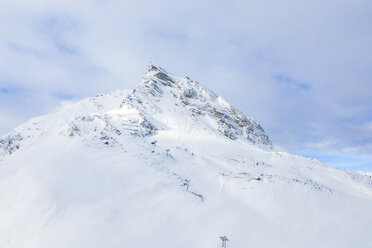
xmin=0 ymin=65 xmax=272 ymax=158
xmin=137 ymin=65 xmax=272 ymax=147
xmin=144 ymin=63 xmax=178 ymax=88
xmin=147 ymin=62 xmax=166 ymax=73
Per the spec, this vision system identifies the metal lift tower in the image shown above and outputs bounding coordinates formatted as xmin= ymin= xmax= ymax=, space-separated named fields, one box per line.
xmin=220 ymin=236 xmax=229 ymax=248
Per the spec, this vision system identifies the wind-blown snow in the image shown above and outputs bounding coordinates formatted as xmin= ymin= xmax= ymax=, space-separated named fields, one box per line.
xmin=0 ymin=65 xmax=371 ymax=248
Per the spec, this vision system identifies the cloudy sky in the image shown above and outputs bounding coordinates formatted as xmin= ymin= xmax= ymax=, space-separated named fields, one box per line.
xmin=1 ymin=0 xmax=371 ymax=171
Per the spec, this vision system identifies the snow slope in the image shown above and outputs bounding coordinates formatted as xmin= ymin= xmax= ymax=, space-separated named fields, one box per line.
xmin=1 ymin=65 xmax=372 ymax=248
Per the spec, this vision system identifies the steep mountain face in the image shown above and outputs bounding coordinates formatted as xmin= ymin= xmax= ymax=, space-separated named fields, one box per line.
xmin=136 ymin=65 xmax=272 ymax=146
xmin=0 ymin=65 xmax=371 ymax=248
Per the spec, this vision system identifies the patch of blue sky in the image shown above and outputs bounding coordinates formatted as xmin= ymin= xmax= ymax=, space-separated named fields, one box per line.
xmin=53 ymin=92 xmax=75 ymax=100
xmin=297 ymin=151 xmax=372 ymax=172
xmin=41 ymin=16 xmax=78 ymax=33
xmin=7 ymin=42 xmax=45 ymax=58
xmin=155 ymin=30 xmax=188 ymax=43
xmin=0 ymin=88 xmax=9 ymax=94
xmin=0 ymin=86 xmax=26 ymax=95
xmin=273 ymin=74 xmax=311 ymax=91
xmin=0 ymin=86 xmax=75 ymax=101
xmin=38 ymin=16 xmax=79 ymax=55
xmin=53 ymin=41 xmax=77 ymax=55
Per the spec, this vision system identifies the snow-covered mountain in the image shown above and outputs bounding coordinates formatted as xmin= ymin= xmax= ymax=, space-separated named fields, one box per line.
xmin=1 ymin=65 xmax=371 ymax=248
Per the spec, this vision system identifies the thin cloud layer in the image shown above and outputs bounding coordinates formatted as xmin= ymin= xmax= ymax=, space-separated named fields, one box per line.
xmin=0 ymin=0 xmax=371 ymax=170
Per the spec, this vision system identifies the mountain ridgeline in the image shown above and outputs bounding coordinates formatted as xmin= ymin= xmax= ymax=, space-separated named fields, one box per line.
xmin=1 ymin=64 xmax=271 ymax=157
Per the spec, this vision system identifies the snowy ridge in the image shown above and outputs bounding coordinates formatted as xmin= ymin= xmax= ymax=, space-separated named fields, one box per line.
xmin=0 ymin=65 xmax=372 ymax=248
xmin=0 ymin=64 xmax=272 ymax=157
xmin=0 ymin=90 xmax=129 ymax=156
